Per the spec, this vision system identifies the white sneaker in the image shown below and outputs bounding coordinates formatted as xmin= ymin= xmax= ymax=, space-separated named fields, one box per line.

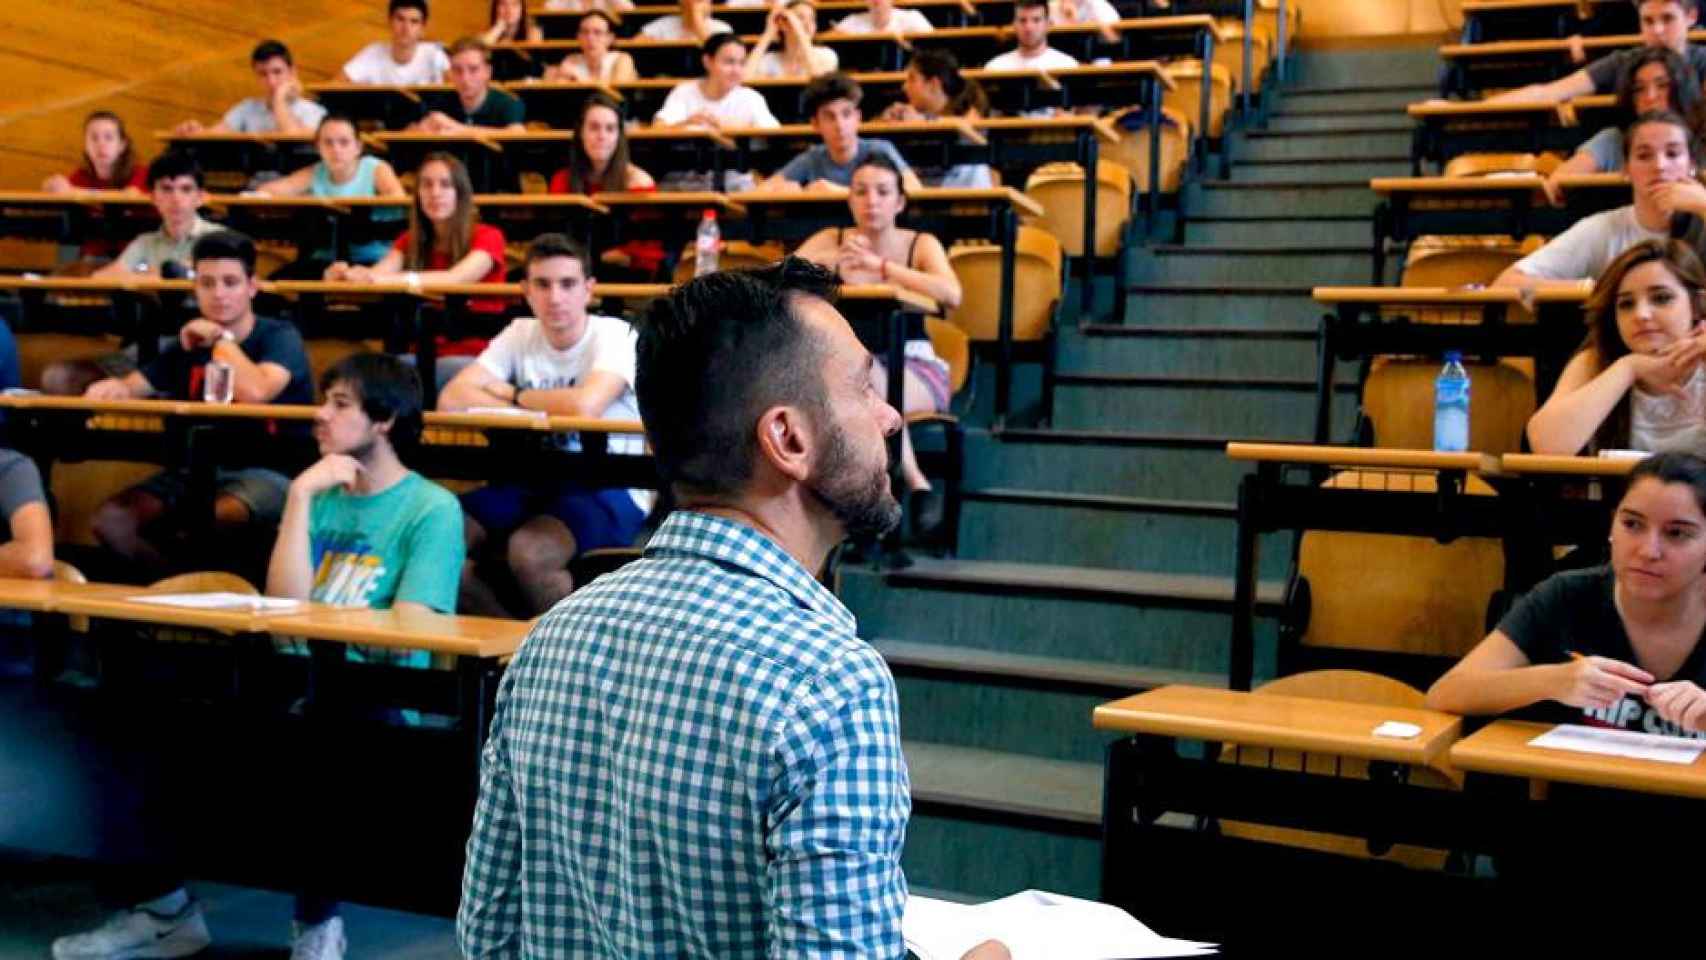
xmin=289 ymin=917 xmax=346 ymax=960
xmin=51 ymin=902 xmax=211 ymax=960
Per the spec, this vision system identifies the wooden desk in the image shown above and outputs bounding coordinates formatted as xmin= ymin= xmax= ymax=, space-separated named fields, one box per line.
xmin=156 ymin=132 xmax=318 ymax=189
xmin=1459 ymin=0 xmax=1634 ymax=45
xmin=0 ymin=275 xmax=196 ymax=360
xmin=0 ymin=190 xmax=158 ymax=251
xmin=364 ymin=130 xmax=516 ymax=191
xmin=1095 ymin=685 xmax=1463 ymax=767
xmin=1226 ymin=441 xmax=1498 ymax=475
xmin=1438 ymin=28 xmax=1706 ymax=97
xmin=1450 ymin=718 xmax=1706 ymax=799
xmin=1498 ymin=452 xmax=1639 ymax=477
xmin=472 ymin=191 xmax=609 ymax=246
xmin=306 ymin=82 xmax=461 ymax=130
xmin=208 ymin=194 xmax=410 ymax=263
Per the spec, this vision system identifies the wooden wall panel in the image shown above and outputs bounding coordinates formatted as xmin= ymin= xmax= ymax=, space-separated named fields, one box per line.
xmin=0 ymin=0 xmax=485 ymax=189
xmin=1294 ymin=0 xmax=1455 ymax=40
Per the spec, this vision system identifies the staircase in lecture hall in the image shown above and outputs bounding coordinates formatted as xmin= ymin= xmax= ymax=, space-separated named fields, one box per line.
xmin=839 ymin=43 xmax=1444 ymax=900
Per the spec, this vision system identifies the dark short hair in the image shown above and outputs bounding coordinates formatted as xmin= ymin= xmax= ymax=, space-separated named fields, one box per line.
xmin=320 ymin=352 xmax=425 ymax=452
xmin=316 ymin=113 xmax=359 ymax=137
xmin=390 ymin=0 xmax=430 ymax=18
xmin=191 ymin=230 xmax=258 ymax=277
xmin=579 ymin=9 xmax=617 ymax=31
xmin=1638 ymin=0 xmax=1700 ymax=13
xmin=146 ymin=151 xmax=204 ymax=190
xmin=1630 ymin=451 xmax=1706 ymax=516
xmin=702 ymin=32 xmax=744 ymax=61
xmin=804 ymin=71 xmax=862 ymax=115
xmin=525 ymin=232 xmax=592 ymax=277
xmin=853 ymin=151 xmax=906 ymax=195
xmin=251 ymin=39 xmax=293 ymax=67
xmin=1014 ymin=0 xmax=1049 ymax=14
xmin=635 ymin=258 xmax=841 ymax=498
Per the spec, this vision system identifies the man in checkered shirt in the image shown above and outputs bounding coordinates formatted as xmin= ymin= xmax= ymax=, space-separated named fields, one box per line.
xmin=458 ymin=259 xmax=1008 ymax=958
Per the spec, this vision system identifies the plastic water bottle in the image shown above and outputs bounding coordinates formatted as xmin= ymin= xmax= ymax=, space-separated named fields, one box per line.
xmin=694 ymin=209 xmax=721 ymax=277
xmin=1434 ymin=351 xmax=1470 ymax=452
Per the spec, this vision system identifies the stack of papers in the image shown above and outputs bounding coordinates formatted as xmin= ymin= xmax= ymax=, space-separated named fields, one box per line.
xmin=128 ymin=592 xmax=303 ymax=613
xmin=1528 ymin=724 xmax=1706 ymax=765
xmin=463 ymin=406 xmax=548 ymax=418
xmin=903 ymin=890 xmax=1216 ymax=959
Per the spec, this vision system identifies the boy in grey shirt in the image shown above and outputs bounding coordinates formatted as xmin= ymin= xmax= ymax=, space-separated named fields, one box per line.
xmin=761 ymin=73 xmax=924 ymax=192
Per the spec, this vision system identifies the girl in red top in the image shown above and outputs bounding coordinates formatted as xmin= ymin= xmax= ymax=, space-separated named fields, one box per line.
xmin=42 ymin=111 xmax=148 ymax=194
xmin=548 ymin=93 xmax=665 ymax=277
xmin=325 ymin=152 xmax=508 ymax=368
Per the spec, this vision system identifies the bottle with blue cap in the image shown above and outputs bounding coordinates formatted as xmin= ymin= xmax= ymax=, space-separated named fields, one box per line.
xmin=1434 ymin=351 xmax=1470 ymax=452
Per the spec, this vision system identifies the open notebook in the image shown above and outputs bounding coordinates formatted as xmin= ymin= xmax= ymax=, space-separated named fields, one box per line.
xmin=904 ymin=890 xmax=1216 ymax=959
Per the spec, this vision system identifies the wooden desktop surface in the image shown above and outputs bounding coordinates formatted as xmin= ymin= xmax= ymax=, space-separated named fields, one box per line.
xmin=1440 ymin=28 xmax=1706 ymax=57
xmin=1311 ymin=285 xmax=1589 ymax=305
xmin=1498 ymin=452 xmax=1640 ymax=477
xmin=1226 ymin=441 xmax=1500 ymax=474
xmin=0 ymin=395 xmax=645 ymax=436
xmin=1095 ymin=685 xmax=1463 ymax=766
xmin=1450 ymin=719 xmax=1706 ymax=799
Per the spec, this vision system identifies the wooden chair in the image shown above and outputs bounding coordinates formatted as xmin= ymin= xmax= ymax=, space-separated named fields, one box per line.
xmin=945 ymin=225 xmax=1063 ymax=423
xmin=50 ymin=461 xmax=162 ymax=547
xmin=16 ymin=332 xmax=123 ymax=391
xmin=1362 ymin=356 xmax=1535 ymax=454
xmin=1104 ymin=107 xmax=1191 ymax=197
xmin=925 ymin=316 xmax=971 ymax=397
xmin=1218 ymin=669 xmax=1463 ymax=870
xmin=145 ymin=571 xmax=260 ymax=645
xmin=1023 ymin=160 xmax=1133 ymax=324
xmin=1213 ymin=18 xmax=1271 ymax=95
xmin=305 ymin=337 xmax=386 ymax=386
xmin=1163 ymin=60 xmax=1231 ymax=141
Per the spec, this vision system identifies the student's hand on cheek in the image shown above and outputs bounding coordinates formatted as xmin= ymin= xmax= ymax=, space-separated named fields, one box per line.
xmin=1627 ymin=351 xmax=1694 ymax=396
xmin=1647 ymin=681 xmax=1706 ymax=732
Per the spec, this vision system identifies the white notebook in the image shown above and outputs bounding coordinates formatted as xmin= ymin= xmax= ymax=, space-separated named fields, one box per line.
xmin=904 ymin=890 xmax=1217 ymax=960
xmin=1528 ymin=724 xmax=1706 ymax=765
xmin=128 ymin=592 xmax=303 ymax=613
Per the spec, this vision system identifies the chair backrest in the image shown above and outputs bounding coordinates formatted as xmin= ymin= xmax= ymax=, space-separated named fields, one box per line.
xmin=1104 ymin=107 xmax=1191 ymax=197
xmin=1212 ymin=19 xmax=1270 ymax=93
xmin=16 ymin=332 xmax=124 ymax=391
xmin=149 ymin=571 xmax=259 ymax=595
xmin=924 ymin=316 xmax=971 ymax=395
xmin=1296 ymin=471 xmax=1504 ymax=661
xmin=1362 ymin=356 xmax=1534 ymax=454
xmin=1023 ymin=159 xmax=1134 ymax=257
xmin=944 ymin=226 xmax=1062 ymax=343
xmin=670 ymin=240 xmax=784 ymax=283
xmin=1400 ymin=244 xmax=1526 ymax=288
xmin=1440 ymin=152 xmax=1541 ymax=178
xmin=1163 ymin=60 xmax=1231 ymax=139
xmin=51 ymin=461 xmax=163 ymax=546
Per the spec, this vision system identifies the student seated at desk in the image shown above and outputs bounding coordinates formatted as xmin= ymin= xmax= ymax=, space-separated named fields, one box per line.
xmin=549 ymin=92 xmax=666 ymax=276
xmin=174 ymin=39 xmax=326 ymax=136
xmin=0 ymin=448 xmax=55 ymax=580
xmin=833 ymin=0 xmax=934 ymax=34
xmin=257 ymin=115 xmax=408 ymax=275
xmin=83 ymin=231 xmax=314 ymax=583
xmin=484 ymin=0 xmax=544 ymax=43
xmin=880 ymin=48 xmax=994 ymax=188
xmin=270 ymin=352 xmax=464 ymax=656
xmin=416 ymin=37 xmax=527 ymax=133
xmin=1544 ymin=48 xmax=1704 ymax=204
xmin=325 ymin=152 xmax=508 ymax=385
xmin=544 ymin=0 xmax=634 ymax=12
xmin=795 ymin=154 xmax=960 ymax=528
xmin=341 ymin=0 xmax=451 ymax=85
xmin=1050 ymin=0 xmax=1117 ymax=25
xmin=90 ymin=151 xmax=219 ymax=281
xmin=639 ymin=0 xmax=733 ymax=42
xmin=41 ymin=110 xmax=147 ymax=194
xmin=654 ymin=33 xmax=780 ymax=130
xmin=541 ymin=11 xmax=638 ymax=82
xmin=1427 ymin=451 xmax=1706 ymax=737
xmin=439 ymin=234 xmax=648 ymax=617
xmin=1494 ymin=110 xmax=1706 ymax=295
xmin=747 ymin=0 xmax=840 ymax=79
xmin=984 ymin=0 xmax=1079 ymax=72
xmin=1485 ymin=0 xmax=1706 ymax=105
xmin=1529 ymin=239 xmax=1706 ymax=455
xmin=759 ymin=72 xmax=924 ymax=191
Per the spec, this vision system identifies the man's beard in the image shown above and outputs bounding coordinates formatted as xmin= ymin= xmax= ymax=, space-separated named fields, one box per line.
xmin=806 ymin=417 xmax=901 ymax=541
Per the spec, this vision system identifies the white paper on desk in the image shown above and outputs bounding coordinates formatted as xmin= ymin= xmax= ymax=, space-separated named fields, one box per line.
xmin=903 ymin=890 xmax=1217 ymax=959
xmin=128 ymin=592 xmax=303 ymax=613
xmin=1529 ymin=723 xmax=1706 ymax=765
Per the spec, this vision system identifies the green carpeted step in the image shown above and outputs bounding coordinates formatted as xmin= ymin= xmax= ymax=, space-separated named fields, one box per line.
xmin=1234 ymin=128 xmax=1414 ymax=162
xmin=1058 ymin=324 xmax=1325 ymax=378
xmin=1186 ymin=182 xmax=1378 ymax=218
xmin=953 ymin=491 xmax=1292 ymax=579
xmin=1122 ymin=283 xmax=1322 ymax=329
xmin=1228 ymin=157 xmax=1412 ymax=183
xmin=1130 ymin=245 xmax=1378 ymax=285
xmin=1051 ymin=374 xmax=1359 ymax=437
xmin=1279 ymin=83 xmax=1435 ymax=112
xmin=897 ymin=678 xmax=1123 ymax=765
xmin=1184 ymin=217 xmax=1372 ymax=245
xmin=1292 ymin=48 xmax=1442 ymax=89
xmin=1264 ymin=112 xmax=1413 ymax=133
xmin=963 ymin=428 xmax=1254 ymax=499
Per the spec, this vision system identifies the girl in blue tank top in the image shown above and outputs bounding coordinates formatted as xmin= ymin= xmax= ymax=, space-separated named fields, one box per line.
xmin=258 ymin=114 xmax=407 ymax=269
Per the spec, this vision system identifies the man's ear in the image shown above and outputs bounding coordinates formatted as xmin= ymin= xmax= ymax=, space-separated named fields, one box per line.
xmin=753 ymin=405 xmax=814 ymax=484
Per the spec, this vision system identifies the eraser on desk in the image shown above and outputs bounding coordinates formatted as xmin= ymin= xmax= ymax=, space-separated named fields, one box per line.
xmin=1372 ymin=721 xmax=1422 ymax=739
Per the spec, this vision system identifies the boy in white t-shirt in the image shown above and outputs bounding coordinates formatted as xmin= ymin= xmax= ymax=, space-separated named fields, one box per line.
xmin=984 ymin=0 xmax=1079 ymax=71
xmin=833 ymin=0 xmax=934 ymax=35
xmin=639 ymin=0 xmax=734 ymax=41
xmin=341 ymin=0 xmax=451 ymax=85
xmin=438 ymin=233 xmax=649 ymax=617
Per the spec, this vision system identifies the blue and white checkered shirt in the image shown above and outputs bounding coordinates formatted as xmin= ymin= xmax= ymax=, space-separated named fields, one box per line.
xmin=458 ymin=510 xmax=911 ymax=958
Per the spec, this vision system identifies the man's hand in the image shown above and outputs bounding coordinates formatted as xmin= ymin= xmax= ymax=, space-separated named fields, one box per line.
xmin=85 ymin=378 xmax=133 ymax=401
xmin=179 ymin=318 xmax=227 ymax=351
xmin=837 ymin=231 xmax=883 ymax=274
xmin=292 ymin=454 xmax=364 ymax=498
xmin=174 ymin=119 xmax=206 ymax=136
xmin=807 ymin=178 xmax=849 ymax=194
xmin=419 ymin=111 xmax=460 ymax=133
xmin=686 ymin=110 xmax=725 ymax=130
xmin=1565 ymin=33 xmax=1587 ymax=65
